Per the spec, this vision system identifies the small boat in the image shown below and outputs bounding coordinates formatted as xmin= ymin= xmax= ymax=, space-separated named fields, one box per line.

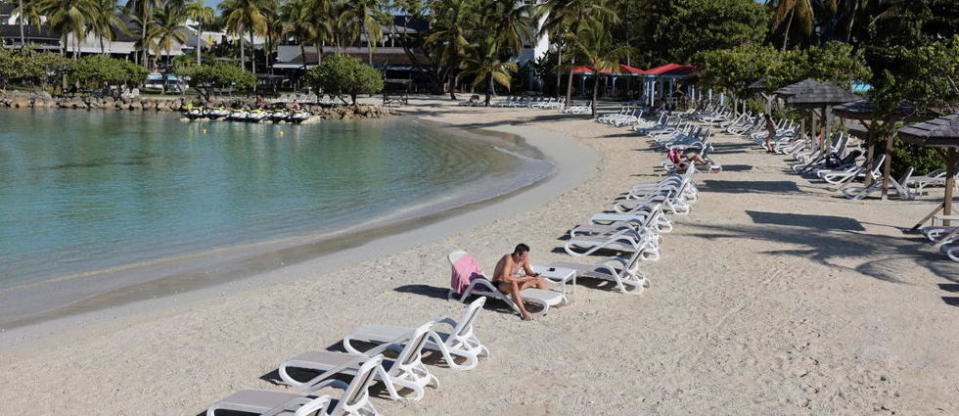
xmin=184 ymin=109 xmax=205 ymax=120
xmin=270 ymin=110 xmax=290 ymax=122
xmin=290 ymin=111 xmax=312 ymax=123
xmin=247 ymin=110 xmax=269 ymax=123
xmin=229 ymin=110 xmax=249 ymax=121
xmin=206 ymin=108 xmax=229 ymax=119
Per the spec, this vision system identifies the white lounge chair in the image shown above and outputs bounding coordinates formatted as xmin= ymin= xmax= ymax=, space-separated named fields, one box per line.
xmin=446 ymin=251 xmax=566 ymax=319
xmin=547 ymin=250 xmax=648 ymax=295
xmin=206 ymin=355 xmax=385 ymax=416
xmin=278 ymin=321 xmax=438 ymax=401
xmin=343 ymin=297 xmax=489 ymax=371
xmin=563 ymin=228 xmax=655 ymax=257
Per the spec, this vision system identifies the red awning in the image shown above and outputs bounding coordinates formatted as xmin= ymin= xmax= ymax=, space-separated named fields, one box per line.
xmin=644 ymin=63 xmax=698 ymax=76
xmin=570 ymin=64 xmax=648 ymax=75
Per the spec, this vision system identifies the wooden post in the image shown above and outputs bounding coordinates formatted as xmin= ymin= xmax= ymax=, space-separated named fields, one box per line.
xmin=880 ymin=132 xmax=894 ymax=200
xmin=945 ymin=148 xmax=958 ymax=226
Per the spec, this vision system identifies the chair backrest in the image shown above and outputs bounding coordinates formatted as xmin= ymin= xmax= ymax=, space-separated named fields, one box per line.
xmin=394 ymin=321 xmax=434 ymax=368
xmin=333 ymin=355 xmax=383 ymax=411
xmin=451 ymin=297 xmax=486 ymax=339
xmin=448 ymin=250 xmax=467 ymax=265
xmin=294 ymin=395 xmax=332 ymax=416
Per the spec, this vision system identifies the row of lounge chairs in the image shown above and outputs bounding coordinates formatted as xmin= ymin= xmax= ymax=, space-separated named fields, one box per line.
xmin=207 ymin=298 xmax=491 ymax=415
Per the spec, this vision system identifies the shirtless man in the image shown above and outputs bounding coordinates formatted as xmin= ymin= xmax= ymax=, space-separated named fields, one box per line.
xmin=492 ymin=244 xmax=548 ymax=320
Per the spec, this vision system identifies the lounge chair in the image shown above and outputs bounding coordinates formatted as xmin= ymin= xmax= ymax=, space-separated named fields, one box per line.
xmin=343 ymin=297 xmax=489 ymax=371
xmin=546 ymin=250 xmax=649 ymax=295
xmin=206 ymin=355 xmax=385 ymax=416
xmin=563 ymin=227 xmax=655 ymax=257
xmin=447 ymin=251 xmax=566 ymax=319
xmin=842 ymin=167 xmax=915 ymax=200
xmin=278 ymin=321 xmax=438 ymax=401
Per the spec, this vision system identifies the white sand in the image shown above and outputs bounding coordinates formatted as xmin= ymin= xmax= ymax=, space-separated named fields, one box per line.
xmin=2 ymin=98 xmax=959 ymax=415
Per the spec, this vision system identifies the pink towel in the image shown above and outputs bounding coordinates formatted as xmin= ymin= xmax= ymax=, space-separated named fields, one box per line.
xmin=450 ymin=253 xmax=487 ymax=294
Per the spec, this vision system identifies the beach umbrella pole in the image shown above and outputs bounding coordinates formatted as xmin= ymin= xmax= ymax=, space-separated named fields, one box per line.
xmin=880 ymin=133 xmax=894 ymax=200
xmin=945 ymin=148 xmax=958 ymax=225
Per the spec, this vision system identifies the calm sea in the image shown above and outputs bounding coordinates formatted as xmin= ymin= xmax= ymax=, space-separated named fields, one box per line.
xmin=0 ymin=110 xmax=546 ymax=290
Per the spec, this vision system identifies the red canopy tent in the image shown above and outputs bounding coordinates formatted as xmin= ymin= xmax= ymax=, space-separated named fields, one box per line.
xmin=570 ymin=65 xmax=648 ymax=76
xmin=643 ymin=63 xmax=699 ymax=77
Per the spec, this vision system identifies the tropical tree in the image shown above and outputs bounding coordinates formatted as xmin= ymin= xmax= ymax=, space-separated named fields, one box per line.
xmin=12 ymin=0 xmax=44 ymax=48
xmin=281 ymin=0 xmax=321 ymax=70
xmin=147 ymin=3 xmax=190 ymax=72
xmin=303 ymin=53 xmax=383 ymax=105
xmin=91 ymin=0 xmax=127 ymax=54
xmin=566 ymin=16 xmax=632 ymax=118
xmin=768 ymin=0 xmax=816 ymax=50
xmin=124 ymin=0 xmax=161 ymax=66
xmin=540 ymin=0 xmax=618 ymax=105
xmin=183 ymin=1 xmax=215 ymax=65
xmin=35 ymin=0 xmax=99 ymax=58
xmin=220 ymin=0 xmax=268 ymax=75
xmin=425 ymin=0 xmax=475 ymax=100
xmin=342 ymin=0 xmax=387 ymax=65
xmin=460 ymin=35 xmax=518 ymax=106
xmin=185 ymin=62 xmax=257 ymax=99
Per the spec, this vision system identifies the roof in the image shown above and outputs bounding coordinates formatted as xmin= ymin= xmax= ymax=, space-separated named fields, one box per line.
xmin=899 ymin=114 xmax=959 ymax=147
xmin=0 ymin=24 xmax=58 ymax=40
xmin=570 ymin=64 xmax=647 ymax=76
xmin=747 ymin=76 xmax=770 ymax=91
xmin=644 ymin=63 xmax=698 ymax=77
xmin=785 ymin=82 xmax=859 ymax=106
xmin=774 ymin=79 xmax=821 ymax=97
xmin=0 ymin=4 xmax=15 ymax=16
xmin=833 ymin=99 xmax=915 ymax=120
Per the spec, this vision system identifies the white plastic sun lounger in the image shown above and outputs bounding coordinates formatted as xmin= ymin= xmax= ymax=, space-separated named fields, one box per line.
xmin=279 ymin=321 xmax=438 ymax=401
xmin=563 ymin=228 xmax=655 ymax=257
xmin=343 ymin=297 xmax=489 ymax=371
xmin=842 ymin=167 xmax=915 ymax=200
xmin=207 ymin=355 xmax=385 ymax=416
xmin=547 ymin=250 xmax=649 ymax=295
xmin=446 ymin=251 xmax=566 ymax=319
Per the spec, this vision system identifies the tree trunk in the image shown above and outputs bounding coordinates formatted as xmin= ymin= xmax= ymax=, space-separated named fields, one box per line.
xmin=249 ymin=31 xmax=256 ymax=75
xmin=196 ymin=27 xmax=203 ymax=65
xmin=591 ymin=73 xmax=599 ymax=118
xmin=141 ymin=10 xmax=148 ymax=66
xmin=555 ymin=46 xmax=562 ymax=98
xmin=300 ymin=43 xmax=307 ymax=71
xmin=781 ymin=7 xmax=795 ymax=51
xmin=845 ymin=1 xmax=859 ymax=43
xmin=239 ymin=36 xmax=245 ymax=71
xmin=18 ymin=0 xmax=25 ymax=48
xmin=564 ymin=59 xmax=574 ymax=106
xmin=365 ymin=27 xmax=373 ymax=65
xmin=485 ymin=74 xmax=493 ymax=106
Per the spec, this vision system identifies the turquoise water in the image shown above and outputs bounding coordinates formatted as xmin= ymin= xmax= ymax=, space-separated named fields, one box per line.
xmin=0 ymin=110 xmax=543 ymax=290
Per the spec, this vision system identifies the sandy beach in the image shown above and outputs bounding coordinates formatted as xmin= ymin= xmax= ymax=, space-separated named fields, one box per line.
xmin=2 ymin=98 xmax=959 ymax=415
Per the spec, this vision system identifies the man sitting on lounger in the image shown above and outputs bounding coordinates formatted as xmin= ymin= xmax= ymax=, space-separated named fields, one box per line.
xmin=493 ymin=244 xmax=548 ymax=321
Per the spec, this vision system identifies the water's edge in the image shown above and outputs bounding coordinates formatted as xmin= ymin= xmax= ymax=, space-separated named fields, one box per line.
xmin=0 ymin=117 xmax=596 ymax=347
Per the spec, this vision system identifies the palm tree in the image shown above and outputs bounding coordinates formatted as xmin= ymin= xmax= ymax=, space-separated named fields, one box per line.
xmin=567 ymin=17 xmax=632 ymax=118
xmin=425 ymin=0 xmax=472 ymax=100
xmin=35 ymin=0 xmax=99 ymax=58
xmin=183 ymin=1 xmax=215 ymax=65
xmin=147 ymin=3 xmax=189 ymax=71
xmin=484 ymin=0 xmax=534 ymax=57
xmin=220 ymin=0 xmax=268 ymax=75
xmin=460 ymin=35 xmax=518 ymax=107
xmin=125 ymin=0 xmax=161 ymax=66
xmin=767 ymin=0 xmax=816 ymax=50
xmin=540 ymin=0 xmax=618 ymax=105
xmin=91 ymin=0 xmax=127 ymax=54
xmin=342 ymin=0 xmax=386 ymax=65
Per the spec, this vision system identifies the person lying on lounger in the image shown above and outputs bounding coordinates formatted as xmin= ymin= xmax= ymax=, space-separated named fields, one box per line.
xmin=667 ymin=148 xmax=708 ymax=170
xmin=493 ymin=243 xmax=547 ymax=321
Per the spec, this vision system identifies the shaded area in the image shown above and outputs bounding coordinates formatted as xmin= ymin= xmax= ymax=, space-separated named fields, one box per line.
xmin=720 ymin=164 xmax=754 ymax=172
xmin=394 ymin=284 xmax=518 ymax=316
xmin=746 ymin=210 xmax=865 ymax=231
xmin=684 ymin=213 xmax=959 ymax=284
xmin=701 ymin=180 xmax=803 ymax=194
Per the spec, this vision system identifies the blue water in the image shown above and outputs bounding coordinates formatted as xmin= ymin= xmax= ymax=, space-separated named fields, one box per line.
xmin=0 ymin=110 xmax=540 ymax=289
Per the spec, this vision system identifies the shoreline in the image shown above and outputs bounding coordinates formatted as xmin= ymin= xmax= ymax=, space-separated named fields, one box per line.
xmin=0 ymin=111 xmax=598 ymax=348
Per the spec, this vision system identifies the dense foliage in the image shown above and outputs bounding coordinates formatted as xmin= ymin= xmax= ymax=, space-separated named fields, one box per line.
xmin=183 ymin=62 xmax=257 ymax=99
xmin=69 ymin=55 xmax=148 ymax=89
xmin=0 ymin=48 xmax=71 ymax=89
xmin=303 ymin=54 xmax=384 ymax=105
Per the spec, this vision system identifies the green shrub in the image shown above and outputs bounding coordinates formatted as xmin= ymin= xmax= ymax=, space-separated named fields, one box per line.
xmin=303 ymin=54 xmax=384 ymax=105
xmin=184 ymin=62 xmax=256 ymax=99
xmin=69 ymin=55 xmax=147 ymax=89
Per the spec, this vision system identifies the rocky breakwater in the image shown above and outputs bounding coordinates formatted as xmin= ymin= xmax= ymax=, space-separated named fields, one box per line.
xmin=0 ymin=92 xmax=396 ymax=120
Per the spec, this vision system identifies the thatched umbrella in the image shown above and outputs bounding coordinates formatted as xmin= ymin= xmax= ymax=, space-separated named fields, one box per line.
xmin=834 ymin=99 xmax=916 ymax=199
xmin=774 ymin=78 xmax=822 ymax=97
xmin=899 ymin=114 xmax=959 ymax=230
xmin=786 ymin=82 xmax=860 ymax=149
